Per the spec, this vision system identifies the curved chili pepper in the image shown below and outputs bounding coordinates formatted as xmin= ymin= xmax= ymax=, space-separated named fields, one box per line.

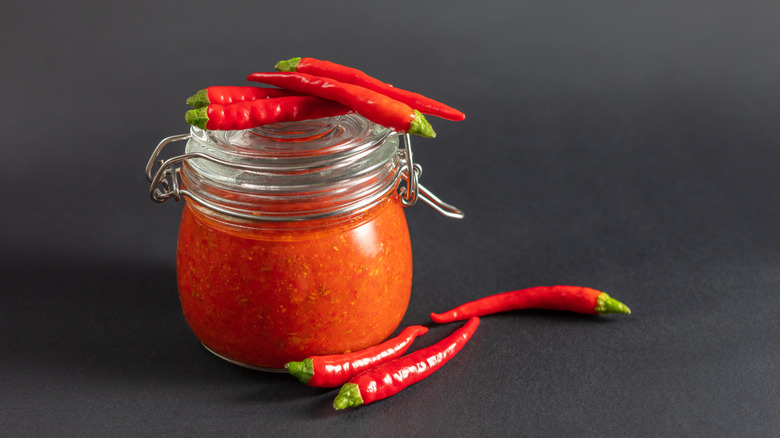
xmin=246 ymin=72 xmax=436 ymax=138
xmin=430 ymin=286 xmax=631 ymax=324
xmin=275 ymin=57 xmax=466 ymax=122
xmin=333 ymin=317 xmax=480 ymax=410
xmin=184 ymin=96 xmax=352 ymax=131
xmin=285 ymin=325 xmax=429 ymax=388
xmin=186 ymin=86 xmax=298 ymax=108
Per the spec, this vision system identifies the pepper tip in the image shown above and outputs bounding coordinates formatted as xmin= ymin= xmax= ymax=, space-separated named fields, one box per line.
xmin=430 ymin=312 xmax=446 ymax=324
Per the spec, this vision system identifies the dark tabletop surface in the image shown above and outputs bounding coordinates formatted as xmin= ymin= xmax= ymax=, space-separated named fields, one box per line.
xmin=2 ymin=1 xmax=779 ymax=436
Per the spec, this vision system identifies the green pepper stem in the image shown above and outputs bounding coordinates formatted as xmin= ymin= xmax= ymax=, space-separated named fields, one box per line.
xmin=275 ymin=57 xmax=302 ymax=72
xmin=408 ymin=110 xmax=436 ymax=138
xmin=284 ymin=358 xmax=314 ymax=385
xmin=186 ymin=89 xmax=210 ymax=108
xmin=333 ymin=383 xmax=363 ymax=410
xmin=595 ymin=292 xmax=631 ymax=315
xmin=185 ymin=107 xmax=208 ymax=130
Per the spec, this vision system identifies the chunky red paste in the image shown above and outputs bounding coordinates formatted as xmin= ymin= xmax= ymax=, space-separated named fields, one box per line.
xmin=176 ymin=195 xmax=413 ymax=369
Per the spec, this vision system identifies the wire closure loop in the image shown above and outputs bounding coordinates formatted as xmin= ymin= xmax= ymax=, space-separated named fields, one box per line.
xmin=145 ymin=133 xmax=191 ymax=203
xmin=146 ymin=131 xmax=464 ymax=220
xmin=397 ymin=134 xmax=464 ymax=219
xmin=398 ymin=134 xmax=420 ymax=207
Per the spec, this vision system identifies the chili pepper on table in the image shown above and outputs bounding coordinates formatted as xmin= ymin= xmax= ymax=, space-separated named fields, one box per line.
xmin=333 ymin=317 xmax=480 ymax=410
xmin=430 ymin=286 xmax=630 ymax=324
xmin=246 ymin=72 xmax=436 ymax=138
xmin=184 ymin=96 xmax=352 ymax=131
xmin=275 ymin=57 xmax=466 ymax=122
xmin=285 ymin=325 xmax=429 ymax=388
xmin=186 ymin=86 xmax=298 ymax=108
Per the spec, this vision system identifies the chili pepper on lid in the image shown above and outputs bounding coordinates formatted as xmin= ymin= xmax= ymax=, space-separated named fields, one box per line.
xmin=246 ymin=71 xmax=436 ymax=138
xmin=275 ymin=57 xmax=466 ymax=122
xmin=185 ymin=96 xmax=352 ymax=131
xmin=332 ymin=317 xmax=479 ymax=410
xmin=285 ymin=325 xmax=429 ymax=388
xmin=186 ymin=86 xmax=298 ymax=108
xmin=430 ymin=286 xmax=630 ymax=324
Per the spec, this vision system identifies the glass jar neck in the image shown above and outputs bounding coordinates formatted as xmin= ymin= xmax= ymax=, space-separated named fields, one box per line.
xmin=180 ymin=115 xmax=402 ymax=222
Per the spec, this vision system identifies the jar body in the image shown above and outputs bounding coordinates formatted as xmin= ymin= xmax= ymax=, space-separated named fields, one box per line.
xmin=176 ymin=193 xmax=413 ymax=369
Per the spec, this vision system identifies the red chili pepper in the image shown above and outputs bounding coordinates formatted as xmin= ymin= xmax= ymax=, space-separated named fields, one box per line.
xmin=246 ymin=71 xmax=436 ymax=138
xmin=275 ymin=57 xmax=466 ymax=122
xmin=430 ymin=286 xmax=631 ymax=324
xmin=284 ymin=325 xmax=429 ymax=388
xmin=184 ymin=96 xmax=352 ymax=131
xmin=186 ymin=86 xmax=298 ymax=108
xmin=332 ymin=317 xmax=480 ymax=410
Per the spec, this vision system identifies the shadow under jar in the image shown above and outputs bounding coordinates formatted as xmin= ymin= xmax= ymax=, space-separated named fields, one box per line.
xmin=147 ymin=114 xmax=462 ymax=370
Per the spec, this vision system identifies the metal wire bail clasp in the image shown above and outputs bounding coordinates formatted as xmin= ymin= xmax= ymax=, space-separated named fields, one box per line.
xmin=397 ymin=134 xmax=465 ymax=219
xmin=145 ymin=133 xmax=191 ymax=203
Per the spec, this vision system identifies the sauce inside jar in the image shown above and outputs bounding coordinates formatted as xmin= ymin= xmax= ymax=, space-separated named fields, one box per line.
xmin=176 ymin=193 xmax=412 ymax=369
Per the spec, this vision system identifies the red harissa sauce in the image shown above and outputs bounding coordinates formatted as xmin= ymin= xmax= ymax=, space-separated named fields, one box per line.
xmin=176 ymin=193 xmax=412 ymax=369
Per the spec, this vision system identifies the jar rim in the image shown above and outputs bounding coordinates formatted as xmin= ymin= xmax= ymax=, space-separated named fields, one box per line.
xmin=180 ymin=115 xmax=403 ymax=222
xmin=189 ymin=114 xmax=393 ymax=162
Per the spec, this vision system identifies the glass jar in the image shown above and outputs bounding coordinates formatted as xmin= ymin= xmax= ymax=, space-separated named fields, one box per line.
xmin=146 ymin=114 xmax=462 ymax=370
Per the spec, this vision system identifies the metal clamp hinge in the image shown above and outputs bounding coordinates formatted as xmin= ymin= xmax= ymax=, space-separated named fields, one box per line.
xmin=398 ymin=134 xmax=464 ymax=219
xmin=145 ymin=133 xmax=191 ymax=203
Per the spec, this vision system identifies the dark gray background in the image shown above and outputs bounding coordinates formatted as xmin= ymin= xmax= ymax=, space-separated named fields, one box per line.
xmin=2 ymin=0 xmax=779 ymax=436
